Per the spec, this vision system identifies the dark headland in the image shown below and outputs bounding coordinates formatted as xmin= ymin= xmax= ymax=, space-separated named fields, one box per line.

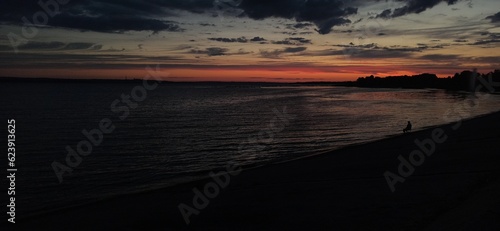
xmin=354 ymin=70 xmax=500 ymax=91
xmin=295 ymin=69 xmax=500 ymax=92
xmin=2 ymin=69 xmax=499 ymax=92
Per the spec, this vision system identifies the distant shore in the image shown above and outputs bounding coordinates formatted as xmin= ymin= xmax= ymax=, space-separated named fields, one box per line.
xmin=3 ymin=69 xmax=499 ymax=92
xmin=5 ymin=109 xmax=500 ymax=230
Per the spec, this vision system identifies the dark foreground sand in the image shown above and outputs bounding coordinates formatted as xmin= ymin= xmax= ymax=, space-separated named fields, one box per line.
xmin=6 ymin=111 xmax=500 ymax=231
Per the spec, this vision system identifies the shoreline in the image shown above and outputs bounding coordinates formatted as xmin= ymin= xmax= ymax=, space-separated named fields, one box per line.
xmin=15 ymin=110 xmax=489 ymax=220
xmin=5 ymin=110 xmax=500 ymax=230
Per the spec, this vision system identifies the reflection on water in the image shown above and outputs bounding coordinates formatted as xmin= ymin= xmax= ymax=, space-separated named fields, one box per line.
xmin=1 ymin=83 xmax=500 ymax=216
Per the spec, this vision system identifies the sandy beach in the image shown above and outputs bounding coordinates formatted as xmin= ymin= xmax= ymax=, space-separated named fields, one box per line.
xmin=7 ymin=111 xmax=500 ymax=231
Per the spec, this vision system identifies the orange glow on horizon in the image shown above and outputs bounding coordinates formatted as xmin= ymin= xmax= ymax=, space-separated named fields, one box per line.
xmin=0 ymin=66 xmax=471 ymax=82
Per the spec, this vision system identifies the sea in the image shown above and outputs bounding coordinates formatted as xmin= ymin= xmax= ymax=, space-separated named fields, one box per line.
xmin=1 ymin=81 xmax=500 ymax=218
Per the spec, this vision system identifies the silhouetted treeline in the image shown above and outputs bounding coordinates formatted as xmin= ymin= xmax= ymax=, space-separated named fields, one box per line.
xmin=2 ymin=70 xmax=499 ymax=92
xmin=356 ymin=70 xmax=500 ymax=92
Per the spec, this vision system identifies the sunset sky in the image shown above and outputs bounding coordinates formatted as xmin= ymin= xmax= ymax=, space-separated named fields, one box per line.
xmin=0 ymin=0 xmax=499 ymax=82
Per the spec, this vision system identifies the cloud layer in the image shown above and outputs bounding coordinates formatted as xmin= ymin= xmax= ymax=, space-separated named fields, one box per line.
xmin=486 ymin=12 xmax=500 ymax=23
xmin=376 ymin=0 xmax=461 ymax=18
xmin=0 ymin=0 xmax=355 ymax=34
xmin=0 ymin=0 xmax=468 ymax=34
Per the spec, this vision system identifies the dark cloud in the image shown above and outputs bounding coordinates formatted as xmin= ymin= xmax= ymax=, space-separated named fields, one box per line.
xmin=259 ymin=50 xmax=282 ymax=59
xmin=239 ymin=0 xmax=357 ymax=34
xmin=283 ymin=47 xmax=307 ymax=53
xmin=200 ymin=23 xmax=216 ymax=27
xmin=49 ymin=14 xmax=184 ymax=33
xmin=419 ymin=54 xmax=461 ymax=61
xmin=171 ymin=45 xmax=194 ymax=51
xmin=376 ymin=9 xmax=392 ymax=19
xmin=61 ymin=42 xmax=102 ymax=50
xmin=235 ymin=48 xmax=252 ymax=55
xmin=273 ymin=40 xmax=295 ymax=45
xmin=18 ymin=41 xmax=65 ymax=50
xmin=469 ymin=39 xmax=500 ymax=46
xmin=281 ymin=32 xmax=299 ymax=36
xmin=0 ymin=0 xmax=190 ymax=33
xmin=250 ymin=37 xmax=267 ymax=42
xmin=379 ymin=0 xmax=461 ymax=18
xmin=0 ymin=0 xmax=466 ymax=35
xmin=382 ymin=46 xmax=423 ymax=52
xmin=418 ymin=54 xmax=500 ymax=64
xmin=272 ymin=37 xmax=312 ymax=45
xmin=486 ymin=12 xmax=500 ymax=23
xmin=480 ymin=32 xmax=500 ymax=39
xmin=260 ymin=46 xmax=307 ymax=58
xmin=470 ymin=56 xmax=500 ymax=64
xmin=305 ymin=47 xmax=416 ymax=59
xmin=284 ymin=22 xmax=315 ymax=31
xmin=0 ymin=41 xmax=101 ymax=51
xmin=189 ymin=47 xmax=229 ymax=56
xmin=289 ymin=37 xmax=312 ymax=44
xmin=352 ymin=18 xmax=363 ymax=24
xmin=334 ymin=42 xmax=378 ymax=49
xmin=332 ymin=43 xmax=430 ymax=53
xmin=208 ymin=36 xmax=269 ymax=44
xmin=349 ymin=49 xmax=416 ymax=58
xmin=0 ymin=52 xmax=182 ymax=69
xmin=453 ymin=39 xmax=468 ymax=42
xmin=306 ymin=42 xmax=432 ymax=59
xmin=185 ymin=46 xmax=251 ymax=56
xmin=429 ymin=44 xmax=448 ymax=49
xmin=302 ymin=49 xmax=345 ymax=56
xmin=2 ymin=0 xmax=353 ymax=34
xmin=315 ymin=17 xmax=351 ymax=34
xmin=104 ymin=47 xmax=126 ymax=52
xmin=291 ymin=22 xmax=314 ymax=29
xmin=209 ymin=37 xmax=248 ymax=43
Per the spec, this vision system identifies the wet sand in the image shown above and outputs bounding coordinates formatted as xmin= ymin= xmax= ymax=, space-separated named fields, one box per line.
xmin=7 ymin=111 xmax=500 ymax=230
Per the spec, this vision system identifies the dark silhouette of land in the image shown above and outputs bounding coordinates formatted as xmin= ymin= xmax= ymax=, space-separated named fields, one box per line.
xmin=355 ymin=70 xmax=500 ymax=91
xmin=2 ymin=69 xmax=499 ymax=92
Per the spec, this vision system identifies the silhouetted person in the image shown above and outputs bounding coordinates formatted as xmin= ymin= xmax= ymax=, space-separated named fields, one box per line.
xmin=403 ymin=121 xmax=412 ymax=133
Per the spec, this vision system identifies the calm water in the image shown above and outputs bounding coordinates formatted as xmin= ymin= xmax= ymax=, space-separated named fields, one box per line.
xmin=1 ymin=82 xmax=500 ymax=217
